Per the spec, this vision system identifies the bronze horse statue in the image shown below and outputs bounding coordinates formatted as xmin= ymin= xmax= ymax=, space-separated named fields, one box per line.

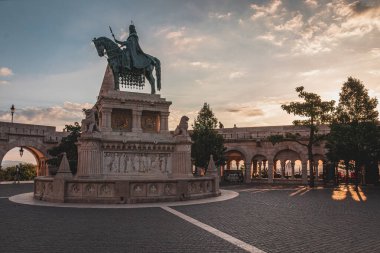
xmin=93 ymin=36 xmax=161 ymax=94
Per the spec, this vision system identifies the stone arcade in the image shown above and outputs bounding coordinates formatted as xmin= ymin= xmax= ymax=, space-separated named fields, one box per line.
xmin=34 ymin=66 xmax=220 ymax=203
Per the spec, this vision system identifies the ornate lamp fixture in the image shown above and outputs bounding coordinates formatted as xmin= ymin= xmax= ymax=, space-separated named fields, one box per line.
xmin=19 ymin=146 xmax=24 ymax=157
xmin=10 ymin=104 xmax=15 ymax=123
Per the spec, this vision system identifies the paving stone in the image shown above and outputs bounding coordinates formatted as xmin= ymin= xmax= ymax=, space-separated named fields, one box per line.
xmin=174 ymin=186 xmax=380 ymax=253
xmin=0 ymin=184 xmax=245 ymax=253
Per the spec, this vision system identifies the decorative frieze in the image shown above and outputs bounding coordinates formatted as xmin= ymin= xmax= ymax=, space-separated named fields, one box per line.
xmin=103 ymin=152 xmax=172 ymax=175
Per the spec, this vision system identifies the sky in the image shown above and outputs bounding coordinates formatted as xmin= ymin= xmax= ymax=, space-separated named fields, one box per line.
xmin=0 ymin=0 xmax=379 ymax=134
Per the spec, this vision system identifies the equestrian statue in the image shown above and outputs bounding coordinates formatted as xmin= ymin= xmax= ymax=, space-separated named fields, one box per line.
xmin=93 ymin=22 xmax=161 ymax=94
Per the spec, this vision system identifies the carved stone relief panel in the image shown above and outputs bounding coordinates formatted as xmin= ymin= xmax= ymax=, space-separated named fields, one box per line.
xmin=111 ymin=109 xmax=132 ymax=131
xmin=147 ymin=183 xmax=160 ymax=196
xmin=141 ymin=111 xmax=160 ymax=133
xmin=98 ymin=183 xmax=114 ymax=197
xmin=130 ymin=183 xmax=146 ymax=197
xmin=83 ymin=183 xmax=97 ymax=197
xmin=163 ymin=183 xmax=177 ymax=196
xmin=103 ymin=152 xmax=172 ymax=175
xmin=67 ymin=183 xmax=82 ymax=197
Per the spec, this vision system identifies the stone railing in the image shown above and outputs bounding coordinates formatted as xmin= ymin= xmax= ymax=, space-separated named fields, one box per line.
xmin=0 ymin=122 xmax=67 ymax=143
xmin=217 ymin=125 xmax=330 ymax=141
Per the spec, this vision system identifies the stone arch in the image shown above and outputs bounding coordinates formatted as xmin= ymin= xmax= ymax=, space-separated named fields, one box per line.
xmin=312 ymin=154 xmax=326 ymax=180
xmin=251 ymin=154 xmax=268 ymax=178
xmin=0 ymin=142 xmax=50 ymax=176
xmin=224 ymin=149 xmax=246 ymax=171
xmin=274 ymin=149 xmax=301 ymax=162
xmin=273 ymin=149 xmax=302 ymax=179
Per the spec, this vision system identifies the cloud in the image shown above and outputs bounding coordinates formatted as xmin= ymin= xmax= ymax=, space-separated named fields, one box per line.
xmin=0 ymin=67 xmax=13 ymax=77
xmin=208 ymin=12 xmax=232 ymax=20
xmin=250 ymin=0 xmax=282 ymax=21
xmin=190 ymin=61 xmax=216 ymax=69
xmin=370 ymin=48 xmax=380 ymax=57
xmin=305 ymin=0 xmax=318 ymax=8
xmin=0 ymin=101 xmax=93 ymax=130
xmin=257 ymin=32 xmax=284 ymax=46
xmin=160 ymin=27 xmax=207 ymax=52
xmin=299 ymin=69 xmax=320 ymax=76
xmin=250 ymin=0 xmax=380 ymax=55
xmin=229 ymin=71 xmax=247 ymax=79
xmin=274 ymin=12 xmax=303 ymax=31
xmin=368 ymin=70 xmax=380 ymax=76
xmin=0 ymin=80 xmax=9 ymax=85
xmin=224 ymin=103 xmax=264 ymax=117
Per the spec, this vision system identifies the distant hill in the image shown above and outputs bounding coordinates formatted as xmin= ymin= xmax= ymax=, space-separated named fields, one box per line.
xmin=1 ymin=160 xmax=36 ymax=169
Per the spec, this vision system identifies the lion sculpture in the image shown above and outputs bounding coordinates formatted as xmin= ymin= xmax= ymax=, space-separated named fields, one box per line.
xmin=173 ymin=116 xmax=189 ymax=136
xmin=81 ymin=108 xmax=99 ymax=133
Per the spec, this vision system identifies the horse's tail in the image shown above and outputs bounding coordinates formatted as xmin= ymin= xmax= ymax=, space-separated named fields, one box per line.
xmin=154 ymin=57 xmax=161 ymax=91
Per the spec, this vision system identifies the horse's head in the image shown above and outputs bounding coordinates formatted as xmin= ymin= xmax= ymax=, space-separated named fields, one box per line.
xmin=93 ymin=37 xmax=105 ymax=57
xmin=93 ymin=36 xmax=120 ymax=58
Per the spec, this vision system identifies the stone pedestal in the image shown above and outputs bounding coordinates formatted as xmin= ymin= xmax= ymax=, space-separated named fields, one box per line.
xmin=34 ymin=66 xmax=220 ymax=204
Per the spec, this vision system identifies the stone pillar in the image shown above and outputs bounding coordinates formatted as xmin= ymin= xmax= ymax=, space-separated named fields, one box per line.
xmin=258 ymin=161 xmax=262 ymax=179
xmin=172 ymin=135 xmax=192 ymax=177
xmin=268 ymin=160 xmax=274 ymax=183
xmin=100 ymin=108 xmax=112 ymax=131
xmin=253 ymin=161 xmax=257 ymax=178
xmin=132 ymin=110 xmax=142 ymax=132
xmin=77 ymin=136 xmax=102 ymax=177
xmin=244 ymin=160 xmax=251 ymax=183
xmin=302 ymin=161 xmax=308 ymax=184
xmin=281 ymin=160 xmax=286 ymax=179
xmin=39 ymin=157 xmax=48 ymax=176
xmin=291 ymin=161 xmax=295 ymax=179
xmin=160 ymin=112 xmax=170 ymax=133
xmin=227 ymin=160 xmax=231 ymax=170
xmin=315 ymin=162 xmax=319 ymax=181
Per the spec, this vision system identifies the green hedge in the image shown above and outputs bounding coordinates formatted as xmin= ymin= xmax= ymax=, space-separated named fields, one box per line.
xmin=0 ymin=163 xmax=37 ymax=181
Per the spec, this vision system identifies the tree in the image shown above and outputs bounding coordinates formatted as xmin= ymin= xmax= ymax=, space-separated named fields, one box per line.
xmin=47 ymin=122 xmax=81 ymax=174
xmin=326 ymin=77 xmax=379 ymax=187
xmin=0 ymin=163 xmax=37 ymax=181
xmin=269 ymin=86 xmax=335 ymax=187
xmin=191 ymin=103 xmax=226 ymax=171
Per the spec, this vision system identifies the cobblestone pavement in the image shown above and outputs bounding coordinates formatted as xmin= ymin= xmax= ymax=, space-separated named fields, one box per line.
xmin=1 ymin=183 xmax=380 ymax=253
xmin=176 ymin=185 xmax=380 ymax=253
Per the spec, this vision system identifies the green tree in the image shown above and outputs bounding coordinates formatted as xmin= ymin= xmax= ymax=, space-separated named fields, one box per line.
xmin=326 ymin=77 xmax=379 ymax=186
xmin=47 ymin=122 xmax=81 ymax=174
xmin=269 ymin=86 xmax=335 ymax=187
xmin=191 ymin=103 xmax=226 ymax=171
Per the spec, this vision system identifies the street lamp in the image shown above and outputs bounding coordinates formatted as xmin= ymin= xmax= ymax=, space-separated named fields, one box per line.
xmin=19 ymin=147 xmax=24 ymax=157
xmin=10 ymin=104 xmax=15 ymax=123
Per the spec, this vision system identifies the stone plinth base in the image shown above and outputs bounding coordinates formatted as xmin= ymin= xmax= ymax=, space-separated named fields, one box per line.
xmin=34 ymin=176 xmax=220 ymax=204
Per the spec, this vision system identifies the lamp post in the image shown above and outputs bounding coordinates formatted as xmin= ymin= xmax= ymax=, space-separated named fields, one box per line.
xmin=10 ymin=104 xmax=15 ymax=123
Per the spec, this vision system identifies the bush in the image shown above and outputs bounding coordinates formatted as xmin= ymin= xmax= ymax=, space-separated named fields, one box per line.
xmin=0 ymin=163 xmax=37 ymax=181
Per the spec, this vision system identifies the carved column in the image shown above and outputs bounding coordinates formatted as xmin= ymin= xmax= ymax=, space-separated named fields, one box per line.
xmin=258 ymin=161 xmax=262 ymax=179
xmin=160 ymin=112 xmax=170 ymax=133
xmin=291 ymin=161 xmax=295 ymax=179
xmin=172 ymin=136 xmax=192 ymax=177
xmin=244 ymin=160 xmax=251 ymax=183
xmin=268 ymin=160 xmax=274 ymax=183
xmin=77 ymin=136 xmax=102 ymax=177
xmin=302 ymin=161 xmax=308 ymax=184
xmin=100 ymin=108 xmax=112 ymax=131
xmin=132 ymin=110 xmax=142 ymax=132
xmin=281 ymin=160 xmax=286 ymax=179
xmin=314 ymin=162 xmax=319 ymax=181
xmin=252 ymin=161 xmax=257 ymax=178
